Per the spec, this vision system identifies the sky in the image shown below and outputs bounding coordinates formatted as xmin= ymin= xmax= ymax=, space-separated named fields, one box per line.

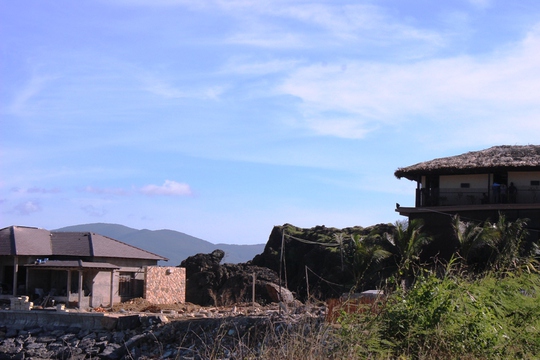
xmin=1 ymin=0 xmax=540 ymax=245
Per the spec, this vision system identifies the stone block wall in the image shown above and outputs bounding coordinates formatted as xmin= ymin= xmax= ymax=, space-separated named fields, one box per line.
xmin=144 ymin=266 xmax=185 ymax=304
xmin=11 ymin=296 xmax=33 ymax=310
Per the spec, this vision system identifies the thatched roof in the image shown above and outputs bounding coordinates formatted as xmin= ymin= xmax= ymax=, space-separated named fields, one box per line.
xmin=395 ymin=145 xmax=540 ymax=181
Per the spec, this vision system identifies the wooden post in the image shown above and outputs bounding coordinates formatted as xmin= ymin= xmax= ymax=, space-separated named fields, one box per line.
xmin=279 ymin=229 xmax=285 ymax=313
xmin=252 ymin=272 xmax=256 ymax=306
xmin=305 ymin=265 xmax=310 ymax=301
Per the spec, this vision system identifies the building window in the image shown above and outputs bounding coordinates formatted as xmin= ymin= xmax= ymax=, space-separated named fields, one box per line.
xmin=460 ymin=183 xmax=470 ymax=188
xmin=531 ymin=180 xmax=540 ymax=186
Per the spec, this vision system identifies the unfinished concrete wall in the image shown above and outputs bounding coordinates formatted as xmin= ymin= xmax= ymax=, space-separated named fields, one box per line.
xmin=144 ymin=266 xmax=185 ymax=304
xmin=91 ymin=271 xmax=113 ymax=307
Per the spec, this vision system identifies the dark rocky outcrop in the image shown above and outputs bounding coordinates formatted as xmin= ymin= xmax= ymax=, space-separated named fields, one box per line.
xmin=180 ymin=250 xmax=293 ymax=306
xmin=178 ymin=223 xmax=396 ymax=305
xmin=252 ymin=223 xmax=395 ymax=301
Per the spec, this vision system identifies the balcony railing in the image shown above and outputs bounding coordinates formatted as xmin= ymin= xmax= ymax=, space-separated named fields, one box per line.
xmin=416 ymin=187 xmax=540 ymax=207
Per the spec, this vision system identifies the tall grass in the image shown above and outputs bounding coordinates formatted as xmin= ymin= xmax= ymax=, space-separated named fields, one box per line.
xmin=167 ymin=270 xmax=539 ymax=359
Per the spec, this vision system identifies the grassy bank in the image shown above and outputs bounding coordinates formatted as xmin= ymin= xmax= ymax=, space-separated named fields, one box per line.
xmin=334 ymin=270 xmax=540 ymax=359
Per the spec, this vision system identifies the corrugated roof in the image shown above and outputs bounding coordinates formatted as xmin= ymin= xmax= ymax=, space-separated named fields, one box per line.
xmin=0 ymin=226 xmax=167 ymax=261
xmin=395 ymin=145 xmax=540 ymax=181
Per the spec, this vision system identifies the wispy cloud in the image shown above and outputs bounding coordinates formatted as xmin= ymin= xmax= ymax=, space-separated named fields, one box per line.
xmin=83 ymin=186 xmax=129 ymax=196
xmin=11 ymin=187 xmax=61 ymax=194
xmin=9 ymin=74 xmax=57 ymax=116
xmin=221 ymin=58 xmax=301 ymax=75
xmin=142 ymin=77 xmax=187 ymax=99
xmin=278 ymin=25 xmax=540 ymax=142
xmin=107 ymin=0 xmax=196 ymax=7
xmin=277 ymin=3 xmax=442 ymax=44
xmin=142 ymin=75 xmax=225 ymax=100
xmin=302 ymin=116 xmax=373 ymax=139
xmin=226 ymin=29 xmax=306 ymax=49
xmin=81 ymin=205 xmax=108 ymax=217
xmin=223 ymin=2 xmax=444 ymax=53
xmin=81 ymin=181 xmax=193 ymax=197
xmin=139 ymin=180 xmax=193 ymax=196
xmin=466 ymin=0 xmax=492 ymax=9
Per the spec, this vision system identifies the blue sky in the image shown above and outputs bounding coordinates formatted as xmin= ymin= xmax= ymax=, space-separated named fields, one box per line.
xmin=1 ymin=0 xmax=539 ymax=245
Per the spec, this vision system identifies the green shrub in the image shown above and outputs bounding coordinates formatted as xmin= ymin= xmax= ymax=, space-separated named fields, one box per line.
xmin=375 ymin=272 xmax=540 ymax=358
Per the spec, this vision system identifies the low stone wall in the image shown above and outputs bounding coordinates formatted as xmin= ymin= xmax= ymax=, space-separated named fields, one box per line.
xmin=0 ymin=311 xmax=168 ymax=359
xmin=0 ymin=310 xmax=144 ymax=331
xmin=144 ymin=266 xmax=185 ymax=304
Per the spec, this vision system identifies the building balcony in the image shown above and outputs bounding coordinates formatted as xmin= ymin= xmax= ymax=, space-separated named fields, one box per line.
xmin=415 ymin=187 xmax=540 ymax=208
xmin=396 ymin=188 xmax=540 ymax=227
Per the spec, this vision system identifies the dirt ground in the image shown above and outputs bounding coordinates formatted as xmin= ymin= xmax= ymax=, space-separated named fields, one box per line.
xmin=105 ymin=297 xmax=284 ymax=316
xmin=108 ymin=297 xmax=202 ymax=313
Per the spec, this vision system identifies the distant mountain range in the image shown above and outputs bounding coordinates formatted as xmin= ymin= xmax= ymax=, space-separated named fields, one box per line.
xmin=53 ymin=223 xmax=266 ymax=265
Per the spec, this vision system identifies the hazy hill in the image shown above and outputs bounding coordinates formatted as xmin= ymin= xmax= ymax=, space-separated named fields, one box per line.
xmin=54 ymin=223 xmax=265 ymax=265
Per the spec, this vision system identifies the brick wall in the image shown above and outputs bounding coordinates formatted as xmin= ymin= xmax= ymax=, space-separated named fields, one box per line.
xmin=144 ymin=266 xmax=185 ymax=304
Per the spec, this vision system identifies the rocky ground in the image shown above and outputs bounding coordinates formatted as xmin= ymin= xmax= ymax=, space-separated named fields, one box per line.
xmin=0 ymin=301 xmax=327 ymax=359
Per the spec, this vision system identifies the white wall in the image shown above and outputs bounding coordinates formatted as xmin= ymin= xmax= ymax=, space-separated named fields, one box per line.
xmin=440 ymin=174 xmax=488 ymax=189
xmin=508 ymin=171 xmax=540 ymax=189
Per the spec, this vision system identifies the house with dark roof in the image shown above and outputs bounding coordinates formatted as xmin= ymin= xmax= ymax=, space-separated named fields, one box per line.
xmin=0 ymin=226 xmax=184 ymax=309
xmin=394 ymin=145 xmax=540 ymax=257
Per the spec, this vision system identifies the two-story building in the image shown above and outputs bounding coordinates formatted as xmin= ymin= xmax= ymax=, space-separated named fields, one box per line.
xmin=394 ymin=145 xmax=540 ymax=258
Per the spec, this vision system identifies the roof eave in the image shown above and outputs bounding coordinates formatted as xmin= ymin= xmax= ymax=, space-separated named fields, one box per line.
xmin=395 ymin=165 xmax=540 ymax=181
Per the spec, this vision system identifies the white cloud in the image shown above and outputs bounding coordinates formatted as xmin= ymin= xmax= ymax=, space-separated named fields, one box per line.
xmin=139 ymin=180 xmax=193 ymax=196
xmin=13 ymin=201 xmax=42 ymax=215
